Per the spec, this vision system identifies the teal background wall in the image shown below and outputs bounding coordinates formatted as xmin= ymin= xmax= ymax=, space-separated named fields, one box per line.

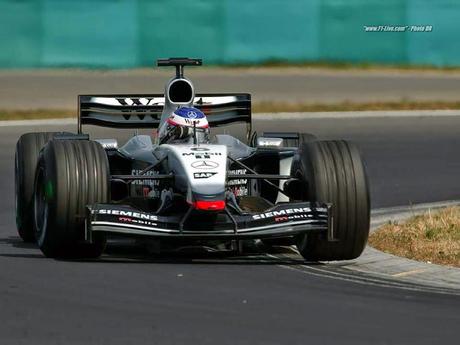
xmin=0 ymin=0 xmax=458 ymax=68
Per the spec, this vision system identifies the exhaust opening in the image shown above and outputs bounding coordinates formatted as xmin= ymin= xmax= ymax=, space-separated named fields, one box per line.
xmin=168 ymin=79 xmax=194 ymax=103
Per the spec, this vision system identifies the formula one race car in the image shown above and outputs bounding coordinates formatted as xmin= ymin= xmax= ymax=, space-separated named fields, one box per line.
xmin=15 ymin=58 xmax=370 ymax=260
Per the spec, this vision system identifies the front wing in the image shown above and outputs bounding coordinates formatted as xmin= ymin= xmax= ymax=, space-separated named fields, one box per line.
xmin=86 ymin=202 xmax=332 ymax=241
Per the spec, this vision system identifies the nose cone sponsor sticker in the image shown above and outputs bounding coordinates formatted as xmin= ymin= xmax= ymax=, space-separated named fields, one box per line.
xmin=193 ymin=172 xmax=217 ymax=179
xmin=191 ymin=160 xmax=219 ymax=169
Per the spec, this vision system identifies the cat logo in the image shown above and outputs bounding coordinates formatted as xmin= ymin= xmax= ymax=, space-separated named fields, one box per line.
xmin=193 ymin=172 xmax=217 ymax=179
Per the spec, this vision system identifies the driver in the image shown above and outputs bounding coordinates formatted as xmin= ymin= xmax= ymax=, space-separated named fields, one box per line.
xmin=158 ymin=107 xmax=209 ymax=144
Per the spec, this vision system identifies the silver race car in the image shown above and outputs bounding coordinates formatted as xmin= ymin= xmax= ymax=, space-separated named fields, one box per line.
xmin=15 ymin=58 xmax=370 ymax=260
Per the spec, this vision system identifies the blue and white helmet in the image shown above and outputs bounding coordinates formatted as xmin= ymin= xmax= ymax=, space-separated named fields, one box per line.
xmin=158 ymin=107 xmax=209 ymax=144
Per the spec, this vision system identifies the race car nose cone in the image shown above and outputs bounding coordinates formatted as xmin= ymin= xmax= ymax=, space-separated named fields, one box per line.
xmin=193 ymin=200 xmax=226 ymax=211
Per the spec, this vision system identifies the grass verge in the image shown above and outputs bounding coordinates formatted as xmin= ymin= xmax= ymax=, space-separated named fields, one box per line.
xmin=252 ymin=100 xmax=460 ymax=113
xmin=223 ymin=60 xmax=460 ymax=72
xmin=0 ymin=109 xmax=75 ymax=121
xmin=1 ymin=100 xmax=460 ymax=121
xmin=369 ymin=207 xmax=460 ymax=268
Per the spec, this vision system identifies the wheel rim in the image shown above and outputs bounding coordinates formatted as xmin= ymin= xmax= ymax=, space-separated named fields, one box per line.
xmin=34 ymin=166 xmax=49 ymax=246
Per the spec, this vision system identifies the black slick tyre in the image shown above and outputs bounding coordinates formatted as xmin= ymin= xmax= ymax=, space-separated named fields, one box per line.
xmin=284 ymin=132 xmax=317 ymax=147
xmin=34 ymin=140 xmax=109 ymax=258
xmin=292 ymin=140 xmax=370 ymax=261
xmin=15 ymin=132 xmax=66 ymax=242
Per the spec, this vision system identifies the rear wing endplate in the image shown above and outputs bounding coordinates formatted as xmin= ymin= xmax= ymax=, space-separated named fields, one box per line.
xmin=78 ymin=93 xmax=251 ymax=133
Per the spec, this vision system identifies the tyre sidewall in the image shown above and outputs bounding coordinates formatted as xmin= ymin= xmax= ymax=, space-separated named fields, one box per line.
xmin=35 ymin=140 xmax=108 ymax=258
xmin=294 ymin=140 xmax=370 ymax=261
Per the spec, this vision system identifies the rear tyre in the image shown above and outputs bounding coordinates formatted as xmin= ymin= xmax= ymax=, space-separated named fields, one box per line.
xmin=284 ymin=132 xmax=317 ymax=147
xmin=292 ymin=140 xmax=370 ymax=261
xmin=34 ymin=140 xmax=109 ymax=258
xmin=15 ymin=132 xmax=67 ymax=242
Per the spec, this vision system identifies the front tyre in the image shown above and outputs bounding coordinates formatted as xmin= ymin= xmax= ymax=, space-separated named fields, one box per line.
xmin=292 ymin=140 xmax=370 ymax=261
xmin=34 ymin=140 xmax=109 ymax=258
xmin=15 ymin=132 xmax=67 ymax=242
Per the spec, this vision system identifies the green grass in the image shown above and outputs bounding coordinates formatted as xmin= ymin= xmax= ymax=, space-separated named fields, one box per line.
xmin=253 ymin=100 xmax=460 ymax=113
xmin=221 ymin=59 xmax=460 ymax=72
xmin=369 ymin=207 xmax=460 ymax=267
xmin=0 ymin=109 xmax=75 ymax=121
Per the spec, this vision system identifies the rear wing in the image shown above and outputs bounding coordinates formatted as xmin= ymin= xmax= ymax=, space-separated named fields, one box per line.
xmin=78 ymin=93 xmax=251 ymax=133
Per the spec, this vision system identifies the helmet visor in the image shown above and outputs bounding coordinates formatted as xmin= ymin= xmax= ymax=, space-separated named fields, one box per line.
xmin=160 ymin=123 xmax=209 ymax=144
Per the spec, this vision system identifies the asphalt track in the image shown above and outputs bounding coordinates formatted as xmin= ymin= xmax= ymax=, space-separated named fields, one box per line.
xmin=1 ymin=116 xmax=460 ymax=344
xmin=1 ymin=68 xmax=460 ymax=109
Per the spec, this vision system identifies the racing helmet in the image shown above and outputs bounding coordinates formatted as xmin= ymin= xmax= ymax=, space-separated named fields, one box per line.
xmin=158 ymin=107 xmax=209 ymax=144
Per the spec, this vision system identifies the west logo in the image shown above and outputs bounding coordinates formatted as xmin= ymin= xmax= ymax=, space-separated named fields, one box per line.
xmin=116 ymin=98 xmax=157 ymax=106
xmin=184 ymin=118 xmax=201 ymax=125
